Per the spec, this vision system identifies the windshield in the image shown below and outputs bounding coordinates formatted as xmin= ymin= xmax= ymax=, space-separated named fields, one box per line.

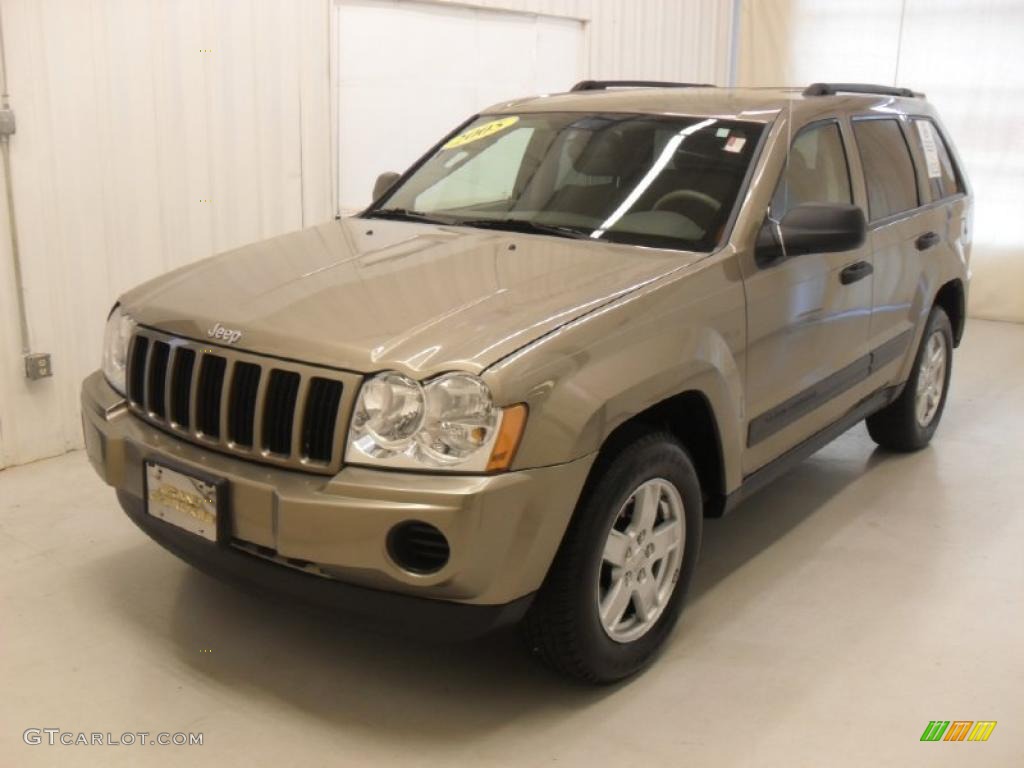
xmin=368 ymin=112 xmax=764 ymax=252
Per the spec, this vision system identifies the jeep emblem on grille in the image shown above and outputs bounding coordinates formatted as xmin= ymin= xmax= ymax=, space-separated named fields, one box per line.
xmin=207 ymin=323 xmax=243 ymax=345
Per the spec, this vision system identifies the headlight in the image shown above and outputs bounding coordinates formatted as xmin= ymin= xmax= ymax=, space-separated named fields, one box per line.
xmin=418 ymin=373 xmax=500 ymax=465
xmin=102 ymin=305 xmax=136 ymax=396
xmin=346 ymin=371 xmax=527 ymax=472
xmin=351 ymin=372 xmax=425 ymax=453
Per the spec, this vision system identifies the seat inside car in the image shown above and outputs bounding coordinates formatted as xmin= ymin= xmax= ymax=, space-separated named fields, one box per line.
xmin=546 ymin=128 xmax=652 ymax=216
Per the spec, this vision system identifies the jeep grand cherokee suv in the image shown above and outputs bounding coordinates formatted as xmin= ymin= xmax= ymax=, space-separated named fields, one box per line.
xmin=82 ymin=81 xmax=971 ymax=683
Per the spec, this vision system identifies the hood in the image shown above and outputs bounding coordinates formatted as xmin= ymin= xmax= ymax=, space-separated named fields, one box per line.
xmin=120 ymin=218 xmax=701 ymax=376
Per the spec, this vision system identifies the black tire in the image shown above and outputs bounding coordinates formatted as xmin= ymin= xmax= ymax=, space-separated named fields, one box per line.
xmin=866 ymin=306 xmax=953 ymax=452
xmin=522 ymin=430 xmax=703 ymax=684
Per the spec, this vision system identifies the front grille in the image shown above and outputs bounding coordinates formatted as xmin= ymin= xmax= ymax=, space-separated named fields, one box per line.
xmin=125 ymin=328 xmax=357 ymax=474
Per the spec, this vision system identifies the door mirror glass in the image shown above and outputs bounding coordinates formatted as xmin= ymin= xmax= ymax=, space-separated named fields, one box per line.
xmin=373 ymin=171 xmax=401 ymax=202
xmin=757 ymin=203 xmax=866 ymax=265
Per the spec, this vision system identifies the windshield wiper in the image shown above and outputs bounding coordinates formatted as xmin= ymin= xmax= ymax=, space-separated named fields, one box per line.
xmin=455 ymin=218 xmax=594 ymax=240
xmin=366 ymin=210 xmax=594 ymax=240
xmin=364 ymin=208 xmax=454 ymax=225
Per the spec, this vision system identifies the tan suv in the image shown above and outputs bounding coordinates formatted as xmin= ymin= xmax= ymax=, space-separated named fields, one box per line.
xmin=82 ymin=81 xmax=971 ymax=683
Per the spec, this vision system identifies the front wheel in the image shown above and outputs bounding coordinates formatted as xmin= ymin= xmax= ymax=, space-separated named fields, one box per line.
xmin=523 ymin=431 xmax=703 ymax=684
xmin=866 ymin=306 xmax=953 ymax=451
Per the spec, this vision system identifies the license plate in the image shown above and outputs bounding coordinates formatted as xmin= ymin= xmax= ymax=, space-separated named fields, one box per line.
xmin=145 ymin=461 xmax=221 ymax=542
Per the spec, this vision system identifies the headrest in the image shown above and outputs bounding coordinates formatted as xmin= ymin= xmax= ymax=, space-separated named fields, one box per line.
xmin=571 ymin=129 xmax=651 ymax=177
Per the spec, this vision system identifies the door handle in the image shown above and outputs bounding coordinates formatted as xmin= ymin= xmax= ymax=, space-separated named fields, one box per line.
xmin=916 ymin=231 xmax=941 ymax=251
xmin=839 ymin=260 xmax=873 ymax=285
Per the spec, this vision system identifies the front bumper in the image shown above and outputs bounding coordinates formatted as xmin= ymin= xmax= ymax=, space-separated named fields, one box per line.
xmin=82 ymin=372 xmax=594 ymax=635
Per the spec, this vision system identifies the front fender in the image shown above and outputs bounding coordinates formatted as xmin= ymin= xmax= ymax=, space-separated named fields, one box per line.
xmin=485 ymin=254 xmax=746 ymax=493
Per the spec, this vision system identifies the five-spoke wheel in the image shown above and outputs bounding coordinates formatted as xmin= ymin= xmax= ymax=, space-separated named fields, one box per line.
xmin=524 ymin=430 xmax=702 ymax=683
xmin=598 ymin=479 xmax=685 ymax=643
xmin=867 ymin=305 xmax=954 ymax=452
xmin=915 ymin=330 xmax=948 ymax=428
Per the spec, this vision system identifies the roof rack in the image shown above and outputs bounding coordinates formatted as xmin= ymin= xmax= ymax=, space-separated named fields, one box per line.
xmin=803 ymin=82 xmax=923 ymax=99
xmin=571 ymin=80 xmax=716 ymax=92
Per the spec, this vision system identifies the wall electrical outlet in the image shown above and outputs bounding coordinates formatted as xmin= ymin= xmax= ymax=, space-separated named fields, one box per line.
xmin=24 ymin=353 xmax=53 ymax=380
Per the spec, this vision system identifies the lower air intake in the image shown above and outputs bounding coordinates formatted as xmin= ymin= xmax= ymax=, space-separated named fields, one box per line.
xmin=387 ymin=521 xmax=450 ymax=574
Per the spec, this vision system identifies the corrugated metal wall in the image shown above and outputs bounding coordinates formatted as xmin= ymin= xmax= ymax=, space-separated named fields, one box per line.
xmin=0 ymin=0 xmax=733 ymax=468
xmin=0 ymin=0 xmax=334 ymax=468
xmin=442 ymin=0 xmax=735 ymax=83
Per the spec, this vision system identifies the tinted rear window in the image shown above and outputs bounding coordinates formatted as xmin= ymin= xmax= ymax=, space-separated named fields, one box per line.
xmin=853 ymin=119 xmax=919 ymax=221
xmin=910 ymin=118 xmax=963 ymax=201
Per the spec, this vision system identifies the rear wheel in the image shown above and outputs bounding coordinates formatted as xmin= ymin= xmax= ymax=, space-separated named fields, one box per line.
xmin=866 ymin=306 xmax=953 ymax=451
xmin=523 ymin=431 xmax=702 ymax=684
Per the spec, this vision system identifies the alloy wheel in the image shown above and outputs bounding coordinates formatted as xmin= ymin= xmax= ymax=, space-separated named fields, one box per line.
xmin=915 ymin=330 xmax=948 ymax=427
xmin=597 ymin=478 xmax=685 ymax=643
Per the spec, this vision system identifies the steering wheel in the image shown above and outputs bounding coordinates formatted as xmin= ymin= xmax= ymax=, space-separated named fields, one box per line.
xmin=653 ymin=189 xmax=722 ymax=215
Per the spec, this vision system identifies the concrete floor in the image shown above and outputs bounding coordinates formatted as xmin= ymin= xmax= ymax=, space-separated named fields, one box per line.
xmin=1 ymin=319 xmax=1022 ymax=767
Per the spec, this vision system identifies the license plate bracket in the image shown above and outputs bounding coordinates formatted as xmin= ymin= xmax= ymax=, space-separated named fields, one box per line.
xmin=144 ymin=460 xmax=228 ymax=543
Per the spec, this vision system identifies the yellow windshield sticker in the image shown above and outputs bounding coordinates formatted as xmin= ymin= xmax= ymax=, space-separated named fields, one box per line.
xmin=443 ymin=117 xmax=520 ymax=149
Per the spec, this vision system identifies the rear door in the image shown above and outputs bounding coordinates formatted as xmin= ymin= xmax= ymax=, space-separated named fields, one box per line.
xmin=904 ymin=115 xmax=971 ymax=326
xmin=851 ymin=116 xmax=933 ymax=381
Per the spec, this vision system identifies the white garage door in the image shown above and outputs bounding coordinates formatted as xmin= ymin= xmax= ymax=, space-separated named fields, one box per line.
xmin=335 ymin=0 xmax=585 ymax=212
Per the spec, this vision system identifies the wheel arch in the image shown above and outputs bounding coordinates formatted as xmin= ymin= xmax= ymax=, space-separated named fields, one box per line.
xmin=585 ymin=388 xmax=730 ymax=518
xmin=934 ymin=278 xmax=966 ymax=347
xmin=482 ymin=262 xmax=748 ymax=494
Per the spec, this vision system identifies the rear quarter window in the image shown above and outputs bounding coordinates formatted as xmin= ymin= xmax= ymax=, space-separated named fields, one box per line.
xmin=852 ymin=118 xmax=919 ymax=221
xmin=909 ymin=117 xmax=963 ymax=201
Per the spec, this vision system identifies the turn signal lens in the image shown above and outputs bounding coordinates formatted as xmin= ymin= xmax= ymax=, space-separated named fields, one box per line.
xmin=486 ymin=404 xmax=528 ymax=472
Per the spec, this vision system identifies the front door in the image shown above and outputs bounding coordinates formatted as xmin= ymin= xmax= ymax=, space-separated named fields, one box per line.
xmin=742 ymin=119 xmax=874 ymax=474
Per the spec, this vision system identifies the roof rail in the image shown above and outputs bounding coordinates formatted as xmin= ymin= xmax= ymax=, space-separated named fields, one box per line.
xmin=571 ymin=80 xmax=716 ymax=92
xmin=803 ymin=82 xmax=923 ymax=99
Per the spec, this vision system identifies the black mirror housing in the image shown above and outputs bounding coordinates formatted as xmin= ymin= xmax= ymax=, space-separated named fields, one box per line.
xmin=757 ymin=203 xmax=866 ymax=265
xmin=373 ymin=171 xmax=401 ymax=202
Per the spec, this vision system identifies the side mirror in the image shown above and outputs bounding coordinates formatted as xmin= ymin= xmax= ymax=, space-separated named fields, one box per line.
xmin=373 ymin=171 xmax=401 ymax=202
xmin=756 ymin=203 xmax=866 ymax=266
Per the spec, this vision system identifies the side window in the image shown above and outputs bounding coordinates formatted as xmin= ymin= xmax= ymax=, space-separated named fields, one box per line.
xmin=770 ymin=122 xmax=852 ymax=218
xmin=910 ymin=118 xmax=963 ymax=201
xmin=852 ymin=118 xmax=919 ymax=221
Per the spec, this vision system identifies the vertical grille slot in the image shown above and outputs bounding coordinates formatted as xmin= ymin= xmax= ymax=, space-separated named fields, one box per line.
xmin=302 ymin=377 xmax=343 ymax=463
xmin=196 ymin=354 xmax=227 ymax=438
xmin=127 ymin=336 xmax=149 ymax=405
xmin=228 ymin=362 xmax=262 ymax=448
xmin=169 ymin=348 xmax=196 ymax=428
xmin=147 ymin=341 xmax=171 ymax=418
xmin=263 ymin=370 xmax=300 ymax=455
